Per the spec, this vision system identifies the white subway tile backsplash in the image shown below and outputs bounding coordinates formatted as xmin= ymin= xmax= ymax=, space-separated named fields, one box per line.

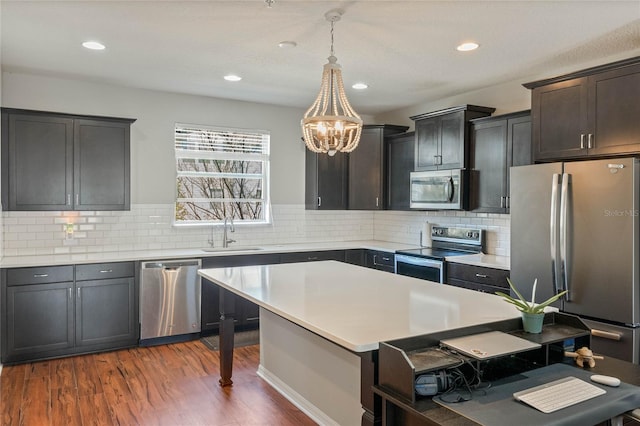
xmin=2 ymin=204 xmax=510 ymax=258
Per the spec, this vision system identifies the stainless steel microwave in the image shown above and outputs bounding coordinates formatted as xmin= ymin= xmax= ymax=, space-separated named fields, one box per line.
xmin=410 ymin=169 xmax=465 ymax=210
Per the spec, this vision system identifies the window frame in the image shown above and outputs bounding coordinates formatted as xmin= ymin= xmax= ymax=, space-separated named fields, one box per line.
xmin=173 ymin=122 xmax=271 ymax=226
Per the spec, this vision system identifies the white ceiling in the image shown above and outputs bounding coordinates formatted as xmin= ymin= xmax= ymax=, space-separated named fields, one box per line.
xmin=2 ymin=1 xmax=640 ymax=116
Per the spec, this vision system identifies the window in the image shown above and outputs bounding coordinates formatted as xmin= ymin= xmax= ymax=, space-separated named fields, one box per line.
xmin=174 ymin=123 xmax=270 ymax=224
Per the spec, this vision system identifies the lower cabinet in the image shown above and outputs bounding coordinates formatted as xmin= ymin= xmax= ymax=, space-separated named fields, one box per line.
xmin=446 ymin=263 xmax=509 ymax=294
xmin=201 ymin=253 xmax=280 ymax=333
xmin=279 ymin=250 xmax=345 ymax=264
xmin=365 ymin=250 xmax=395 ymax=273
xmin=1 ymin=262 xmax=137 ymax=363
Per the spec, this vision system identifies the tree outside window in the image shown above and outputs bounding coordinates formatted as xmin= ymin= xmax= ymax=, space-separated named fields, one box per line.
xmin=175 ymin=124 xmax=270 ymax=224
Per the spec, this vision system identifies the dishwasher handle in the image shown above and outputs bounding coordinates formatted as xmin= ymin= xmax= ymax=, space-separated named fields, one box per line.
xmin=142 ymin=260 xmax=201 ymax=269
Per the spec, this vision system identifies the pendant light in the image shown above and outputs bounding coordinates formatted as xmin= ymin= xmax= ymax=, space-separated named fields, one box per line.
xmin=301 ymin=9 xmax=362 ymax=156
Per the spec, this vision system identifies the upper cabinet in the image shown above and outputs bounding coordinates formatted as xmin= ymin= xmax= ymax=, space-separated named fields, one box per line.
xmin=525 ymin=57 xmax=640 ymax=161
xmin=305 ymin=149 xmax=348 ymax=210
xmin=348 ymin=124 xmax=408 ymax=210
xmin=386 ymin=131 xmax=415 ymax=210
xmin=470 ymin=111 xmax=531 ymax=213
xmin=410 ymin=105 xmax=495 ymax=171
xmin=1 ymin=109 xmax=135 ymax=211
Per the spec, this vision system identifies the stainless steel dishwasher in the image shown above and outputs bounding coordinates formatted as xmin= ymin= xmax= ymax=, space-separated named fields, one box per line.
xmin=140 ymin=259 xmax=201 ymax=343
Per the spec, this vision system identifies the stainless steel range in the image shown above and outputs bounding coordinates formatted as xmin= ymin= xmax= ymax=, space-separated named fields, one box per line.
xmin=395 ymin=226 xmax=484 ymax=283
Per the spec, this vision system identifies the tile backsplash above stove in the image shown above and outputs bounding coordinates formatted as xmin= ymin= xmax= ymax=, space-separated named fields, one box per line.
xmin=1 ymin=204 xmax=509 ymax=257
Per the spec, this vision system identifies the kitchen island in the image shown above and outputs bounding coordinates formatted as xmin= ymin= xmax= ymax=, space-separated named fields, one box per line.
xmin=198 ymin=261 xmax=521 ymax=425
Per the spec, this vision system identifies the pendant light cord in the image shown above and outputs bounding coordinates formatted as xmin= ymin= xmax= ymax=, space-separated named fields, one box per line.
xmin=330 ymin=20 xmax=335 ymax=57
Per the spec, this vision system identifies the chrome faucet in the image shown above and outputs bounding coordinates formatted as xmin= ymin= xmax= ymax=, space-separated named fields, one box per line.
xmin=222 ymin=217 xmax=235 ymax=248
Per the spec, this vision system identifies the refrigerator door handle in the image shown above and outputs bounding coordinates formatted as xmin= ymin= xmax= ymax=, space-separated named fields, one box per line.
xmin=550 ymin=173 xmax=561 ymax=293
xmin=560 ymin=173 xmax=571 ymax=301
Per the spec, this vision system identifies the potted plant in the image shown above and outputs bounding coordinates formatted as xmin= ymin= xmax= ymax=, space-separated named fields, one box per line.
xmin=496 ymin=278 xmax=567 ymax=333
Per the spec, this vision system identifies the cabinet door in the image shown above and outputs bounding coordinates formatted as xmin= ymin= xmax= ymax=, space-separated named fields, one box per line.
xmin=349 ymin=127 xmax=384 ymax=210
xmin=6 ymin=282 xmax=74 ymax=360
xmin=76 ymin=277 xmax=137 ymax=347
xmin=387 ymin=132 xmax=415 ymax=210
xmin=531 ymin=77 xmax=588 ymax=161
xmin=470 ymin=119 xmax=508 ymax=213
xmin=279 ymin=250 xmax=345 ymax=263
xmin=6 ymin=113 xmax=73 ymax=210
xmin=305 ymin=150 xmax=348 ymax=209
xmin=414 ymin=118 xmax=440 ymax=171
xmin=74 ymin=119 xmax=130 ymax=210
xmin=588 ymin=63 xmax=640 ymax=156
xmin=439 ymin=111 xmax=465 ymax=170
xmin=365 ymin=250 xmax=395 ymax=273
xmin=508 ymin=115 xmax=532 ymax=168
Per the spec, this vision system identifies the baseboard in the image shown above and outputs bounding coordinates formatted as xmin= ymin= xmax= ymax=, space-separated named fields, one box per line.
xmin=257 ymin=364 xmax=338 ymax=426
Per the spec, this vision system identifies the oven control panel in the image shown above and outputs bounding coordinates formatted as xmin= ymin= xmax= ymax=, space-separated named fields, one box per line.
xmin=431 ymin=226 xmax=483 ymax=246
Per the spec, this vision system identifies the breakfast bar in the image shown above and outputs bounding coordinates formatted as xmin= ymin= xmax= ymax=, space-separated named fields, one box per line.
xmin=198 ymin=260 xmax=522 ymax=425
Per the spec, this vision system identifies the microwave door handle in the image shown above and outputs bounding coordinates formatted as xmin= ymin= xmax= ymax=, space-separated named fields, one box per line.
xmin=446 ymin=177 xmax=454 ymax=201
xmin=560 ymin=173 xmax=571 ymax=301
xmin=550 ymin=173 xmax=561 ymax=294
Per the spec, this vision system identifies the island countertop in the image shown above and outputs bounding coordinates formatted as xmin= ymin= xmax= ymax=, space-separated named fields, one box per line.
xmin=198 ymin=260 xmax=521 ymax=353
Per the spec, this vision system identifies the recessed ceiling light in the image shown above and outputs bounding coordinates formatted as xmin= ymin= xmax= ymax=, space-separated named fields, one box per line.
xmin=82 ymin=41 xmax=106 ymax=50
xmin=278 ymin=41 xmax=297 ymax=49
xmin=352 ymin=83 xmax=368 ymax=90
xmin=224 ymin=74 xmax=242 ymax=82
xmin=456 ymin=42 xmax=479 ymax=52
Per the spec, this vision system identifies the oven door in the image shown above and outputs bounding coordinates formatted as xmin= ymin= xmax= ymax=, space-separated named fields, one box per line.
xmin=410 ymin=169 xmax=464 ymax=210
xmin=395 ymin=254 xmax=444 ymax=283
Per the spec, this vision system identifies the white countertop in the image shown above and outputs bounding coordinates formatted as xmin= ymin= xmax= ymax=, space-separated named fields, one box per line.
xmin=198 ymin=261 xmax=521 ymax=353
xmin=446 ymin=253 xmax=510 ymax=270
xmin=0 ymin=240 xmax=418 ymax=268
xmin=0 ymin=240 xmax=510 ymax=271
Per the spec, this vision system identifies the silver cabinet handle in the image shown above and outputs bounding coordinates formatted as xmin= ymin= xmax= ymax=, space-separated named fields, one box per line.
xmin=580 ymin=134 xmax=586 ymax=149
xmin=588 ymin=133 xmax=594 ymax=149
xmin=591 ymin=329 xmax=622 ymax=341
xmin=67 ymin=194 xmax=71 ymax=205
xmin=99 ymin=269 xmax=113 ymax=273
xmin=307 ymin=256 xmax=318 ymax=261
xmin=475 ymin=273 xmax=489 ymax=278
xmin=76 ymin=194 xmax=80 ymax=205
xmin=376 ymin=197 xmax=379 ymax=207
xmin=77 ymin=287 xmax=81 ymax=299
xmin=500 ymin=196 xmax=506 ymax=208
xmin=318 ymin=197 xmax=321 ymax=207
xmin=433 ymin=155 xmax=438 ymax=165
xmin=69 ymin=288 xmax=73 ymax=301
xmin=33 ymin=273 xmax=49 ymax=278
xmin=506 ymin=196 xmax=510 ymax=209
xmin=381 ymin=256 xmax=391 ymax=262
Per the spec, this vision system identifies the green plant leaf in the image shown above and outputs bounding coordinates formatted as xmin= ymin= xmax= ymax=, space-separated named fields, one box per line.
xmin=497 ymin=279 xmax=568 ymax=314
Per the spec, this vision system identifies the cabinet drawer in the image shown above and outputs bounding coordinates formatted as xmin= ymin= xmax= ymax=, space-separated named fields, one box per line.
xmin=7 ymin=265 xmax=74 ymax=286
xmin=279 ymin=250 xmax=345 ymax=263
xmin=446 ymin=263 xmax=509 ymax=289
xmin=76 ymin=262 xmax=134 ymax=281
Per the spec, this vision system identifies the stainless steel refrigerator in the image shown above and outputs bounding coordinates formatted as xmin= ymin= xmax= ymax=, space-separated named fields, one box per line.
xmin=510 ymin=157 xmax=639 ymax=363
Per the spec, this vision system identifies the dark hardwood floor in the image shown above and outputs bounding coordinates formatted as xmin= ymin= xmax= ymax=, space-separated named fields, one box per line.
xmin=0 ymin=341 xmax=316 ymax=426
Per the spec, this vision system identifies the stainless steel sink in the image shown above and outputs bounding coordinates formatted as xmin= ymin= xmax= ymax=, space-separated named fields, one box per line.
xmin=201 ymin=246 xmax=264 ymax=253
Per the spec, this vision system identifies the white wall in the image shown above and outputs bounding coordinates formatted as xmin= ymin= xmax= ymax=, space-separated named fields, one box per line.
xmin=375 ymin=77 xmax=531 ymax=129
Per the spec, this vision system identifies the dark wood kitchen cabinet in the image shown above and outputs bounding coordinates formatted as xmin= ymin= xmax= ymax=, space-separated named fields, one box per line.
xmin=75 ymin=263 xmax=137 ymax=348
xmin=470 ymin=111 xmax=531 ymax=213
xmin=348 ymin=124 xmax=408 ymax=210
xmin=305 ymin=149 xmax=348 ymax=210
xmin=1 ymin=108 xmax=135 ymax=211
xmin=446 ymin=263 xmax=510 ymax=294
xmin=410 ymin=105 xmax=494 ymax=171
xmin=386 ymin=131 xmax=415 ymax=210
xmin=525 ymin=57 xmax=640 ymax=161
xmin=201 ymin=253 xmax=280 ymax=333
xmin=365 ymin=250 xmax=395 ymax=273
xmin=1 ymin=262 xmax=137 ymax=363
